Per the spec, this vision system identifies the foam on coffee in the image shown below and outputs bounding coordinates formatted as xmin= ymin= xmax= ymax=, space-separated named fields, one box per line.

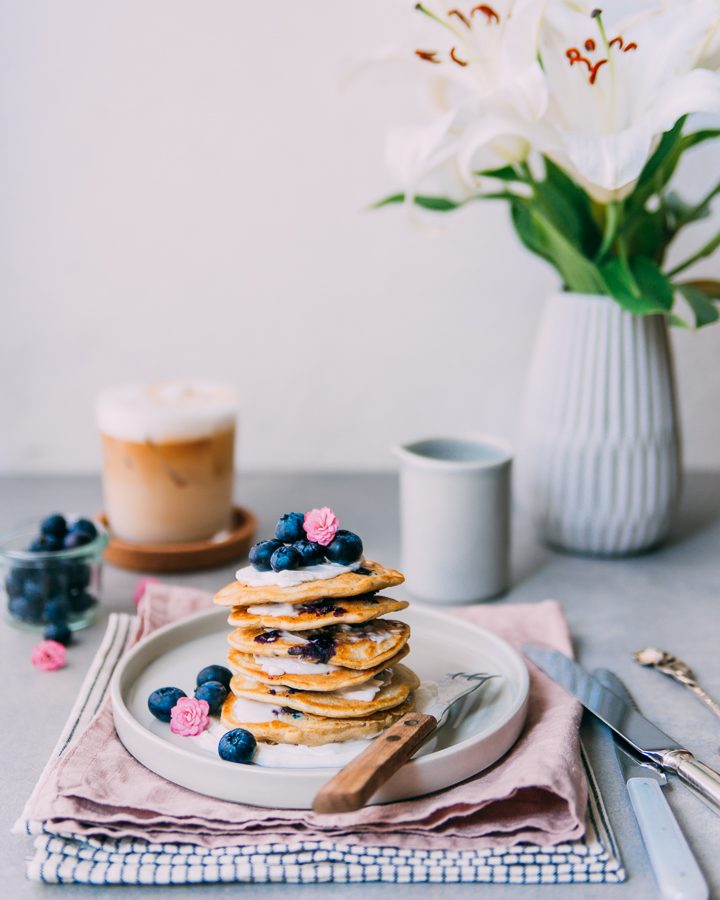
xmin=96 ymin=381 xmax=238 ymax=443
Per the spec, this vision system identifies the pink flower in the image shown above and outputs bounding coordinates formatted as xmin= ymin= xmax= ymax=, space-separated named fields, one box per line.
xmin=170 ymin=697 xmax=209 ymax=736
xmin=32 ymin=640 xmax=67 ymax=671
xmin=303 ymin=507 xmax=339 ymax=546
xmin=133 ymin=576 xmax=161 ymax=608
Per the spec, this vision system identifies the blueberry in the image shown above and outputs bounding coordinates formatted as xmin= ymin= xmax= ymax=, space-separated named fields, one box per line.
xmin=29 ymin=534 xmax=62 ymax=552
xmin=67 ymin=589 xmax=95 ymax=614
xmin=73 ymin=518 xmax=98 ymax=539
xmin=5 ymin=567 xmax=25 ymax=598
xmin=148 ymin=686 xmax=187 ymax=722
xmin=45 ymin=595 xmax=71 ymax=624
xmin=196 ymin=665 xmax=233 ymax=690
xmin=275 ymin=513 xmax=306 ymax=543
xmin=325 ymin=530 xmax=363 ymax=565
xmin=8 ymin=594 xmax=44 ymax=624
xmin=194 ymin=680 xmax=227 ymax=715
xmin=63 ymin=530 xmax=91 ymax=549
xmin=40 ymin=514 xmax=68 ymax=539
xmin=65 ymin=562 xmax=91 ymax=590
xmin=292 ymin=540 xmax=325 ymax=567
xmin=44 ymin=622 xmax=72 ymax=645
xmin=248 ymin=539 xmax=284 ymax=572
xmin=270 ymin=545 xmax=301 ymax=572
xmin=218 ymin=728 xmax=257 ymax=764
xmin=23 ymin=578 xmax=48 ymax=605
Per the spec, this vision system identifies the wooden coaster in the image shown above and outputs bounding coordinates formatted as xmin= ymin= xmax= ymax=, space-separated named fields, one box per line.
xmin=99 ymin=506 xmax=257 ymax=573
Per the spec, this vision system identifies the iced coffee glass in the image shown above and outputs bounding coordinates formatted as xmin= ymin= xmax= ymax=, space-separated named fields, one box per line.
xmin=96 ymin=381 xmax=238 ymax=544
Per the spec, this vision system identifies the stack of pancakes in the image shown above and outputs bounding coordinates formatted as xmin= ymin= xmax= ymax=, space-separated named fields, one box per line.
xmin=213 ymin=561 xmax=420 ymax=746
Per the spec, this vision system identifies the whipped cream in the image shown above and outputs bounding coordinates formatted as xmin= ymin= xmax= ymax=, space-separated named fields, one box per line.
xmin=335 ymin=623 xmax=390 ymax=643
xmin=236 ymin=559 xmax=364 ymax=589
xmin=333 ymin=676 xmax=386 ymax=702
xmin=253 ymin=655 xmax=341 ymax=676
xmin=191 ymin=719 xmax=374 ymax=769
xmin=231 ymin=697 xmax=280 ymax=723
xmin=247 ymin=603 xmax=300 ymax=617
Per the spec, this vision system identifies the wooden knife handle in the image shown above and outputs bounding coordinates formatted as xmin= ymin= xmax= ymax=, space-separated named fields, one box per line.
xmin=313 ymin=712 xmax=437 ymax=814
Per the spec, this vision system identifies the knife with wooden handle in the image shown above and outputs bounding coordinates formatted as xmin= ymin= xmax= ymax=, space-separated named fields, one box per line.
xmin=313 ymin=672 xmax=497 ymax=814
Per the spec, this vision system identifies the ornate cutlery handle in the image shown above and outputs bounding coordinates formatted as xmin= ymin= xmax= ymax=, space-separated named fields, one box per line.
xmin=634 ymin=649 xmax=720 ymax=723
xmin=663 ymin=751 xmax=720 ymax=818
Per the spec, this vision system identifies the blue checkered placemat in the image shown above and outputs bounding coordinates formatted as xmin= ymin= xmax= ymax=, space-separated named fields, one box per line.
xmin=16 ymin=614 xmax=625 ymax=885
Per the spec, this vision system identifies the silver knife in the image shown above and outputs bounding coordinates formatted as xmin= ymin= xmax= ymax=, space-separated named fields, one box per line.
xmin=595 ymin=668 xmax=708 ymax=900
xmin=522 ymin=645 xmax=720 ymax=817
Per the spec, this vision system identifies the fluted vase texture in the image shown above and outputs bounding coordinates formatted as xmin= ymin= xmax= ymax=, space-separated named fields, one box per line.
xmin=518 ymin=292 xmax=681 ymax=556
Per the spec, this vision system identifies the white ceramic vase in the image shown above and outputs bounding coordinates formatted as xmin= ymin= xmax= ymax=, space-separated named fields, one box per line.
xmin=518 ymin=292 xmax=681 ymax=556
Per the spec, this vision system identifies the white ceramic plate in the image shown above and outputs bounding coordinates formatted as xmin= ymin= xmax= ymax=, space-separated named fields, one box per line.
xmin=111 ymin=604 xmax=529 ymax=809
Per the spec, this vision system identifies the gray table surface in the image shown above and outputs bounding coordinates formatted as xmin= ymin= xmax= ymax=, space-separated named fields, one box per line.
xmin=2 ymin=472 xmax=720 ymax=899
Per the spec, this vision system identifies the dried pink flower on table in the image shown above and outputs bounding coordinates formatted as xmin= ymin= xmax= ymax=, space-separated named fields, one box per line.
xmin=32 ymin=640 xmax=67 ymax=671
xmin=303 ymin=507 xmax=339 ymax=546
xmin=170 ymin=697 xmax=209 ymax=736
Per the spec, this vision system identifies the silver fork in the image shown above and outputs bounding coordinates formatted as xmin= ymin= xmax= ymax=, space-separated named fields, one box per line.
xmin=313 ymin=671 xmax=499 ymax=814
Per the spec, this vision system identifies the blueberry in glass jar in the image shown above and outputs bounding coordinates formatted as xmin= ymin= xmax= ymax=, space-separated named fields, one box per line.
xmin=270 ymin=545 xmax=301 ymax=572
xmin=196 ymin=665 xmax=233 ymax=690
xmin=68 ymin=589 xmax=94 ymax=614
xmin=5 ymin=567 xmax=25 ymax=598
xmin=275 ymin=512 xmax=305 ymax=543
xmin=325 ymin=530 xmax=363 ymax=565
xmin=292 ymin=539 xmax=325 ymax=567
xmin=44 ymin=622 xmax=72 ymax=645
xmin=218 ymin=728 xmax=257 ymax=764
xmin=40 ymin=514 xmax=68 ymax=540
xmin=71 ymin=518 xmax=98 ymax=541
xmin=45 ymin=595 xmax=71 ymax=624
xmin=148 ymin=687 xmax=187 ymax=722
xmin=9 ymin=594 xmax=44 ymax=624
xmin=194 ymin=680 xmax=227 ymax=715
xmin=248 ymin=539 xmax=284 ymax=572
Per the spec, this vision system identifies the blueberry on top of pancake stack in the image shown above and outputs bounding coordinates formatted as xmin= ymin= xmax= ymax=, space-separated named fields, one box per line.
xmin=214 ymin=507 xmax=419 ymax=746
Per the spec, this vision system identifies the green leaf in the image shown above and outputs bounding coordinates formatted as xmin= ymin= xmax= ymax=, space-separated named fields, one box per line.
xmin=631 ymin=256 xmax=674 ymax=311
xmin=635 ymin=117 xmax=686 ymax=194
xmin=667 ymin=313 xmax=691 ymax=329
xmin=600 ymin=258 xmax=668 ymax=315
xmin=372 ymin=193 xmax=405 ymax=209
xmin=676 ymin=283 xmax=720 ymax=327
xmin=667 ymin=224 xmax=720 ymax=276
xmin=537 ymin=157 xmax=602 ymax=258
xmin=510 ymin=199 xmax=607 ymax=293
xmin=681 ymin=279 xmax=720 ymax=298
xmin=414 ymin=196 xmax=463 ymax=211
xmin=476 ymin=165 xmax=522 ymax=182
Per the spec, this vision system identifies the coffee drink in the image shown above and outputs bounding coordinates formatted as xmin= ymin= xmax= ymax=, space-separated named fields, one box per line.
xmin=96 ymin=381 xmax=238 ymax=544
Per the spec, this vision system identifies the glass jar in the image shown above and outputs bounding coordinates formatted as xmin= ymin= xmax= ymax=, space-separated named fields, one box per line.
xmin=1 ymin=519 xmax=109 ymax=631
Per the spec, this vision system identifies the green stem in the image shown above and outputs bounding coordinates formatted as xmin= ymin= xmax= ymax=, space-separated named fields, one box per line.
xmin=666 ymin=226 xmax=720 ymax=276
xmin=674 ymin=177 xmax=720 ymax=228
xmin=594 ymin=201 xmax=621 ymax=264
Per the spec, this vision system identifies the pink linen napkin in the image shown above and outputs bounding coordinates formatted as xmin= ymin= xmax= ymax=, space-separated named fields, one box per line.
xmin=23 ymin=583 xmax=586 ymax=851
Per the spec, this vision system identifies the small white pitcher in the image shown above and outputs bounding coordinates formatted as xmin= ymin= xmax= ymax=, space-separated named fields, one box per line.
xmin=392 ymin=435 xmax=512 ymax=604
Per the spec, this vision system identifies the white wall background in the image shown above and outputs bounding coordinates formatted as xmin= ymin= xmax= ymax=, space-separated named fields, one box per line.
xmin=1 ymin=0 xmax=720 ymax=473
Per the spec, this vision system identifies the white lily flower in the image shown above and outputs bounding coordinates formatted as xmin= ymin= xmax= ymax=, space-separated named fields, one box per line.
xmin=385 ymin=0 xmax=549 ymax=196
xmin=539 ymin=0 xmax=720 ymax=200
xmin=661 ymin=0 xmax=720 ymax=71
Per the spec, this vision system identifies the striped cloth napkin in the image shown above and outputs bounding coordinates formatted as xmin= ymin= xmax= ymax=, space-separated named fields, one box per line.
xmin=15 ymin=589 xmax=625 ymax=885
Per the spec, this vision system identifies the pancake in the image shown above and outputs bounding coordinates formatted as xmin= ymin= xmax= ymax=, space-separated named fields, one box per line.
xmin=226 ymin=643 xmax=410 ymax=691
xmin=220 ymin=692 xmax=414 ymax=746
xmin=213 ymin=560 xmax=404 ymax=607
xmin=229 ymin=664 xmax=420 ymax=718
xmin=227 ymin=594 xmax=409 ymax=631
xmin=227 ymin=619 xmax=410 ymax=670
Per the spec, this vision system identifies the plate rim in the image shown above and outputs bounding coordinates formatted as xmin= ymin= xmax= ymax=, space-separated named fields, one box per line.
xmin=110 ymin=603 xmax=529 ymax=800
